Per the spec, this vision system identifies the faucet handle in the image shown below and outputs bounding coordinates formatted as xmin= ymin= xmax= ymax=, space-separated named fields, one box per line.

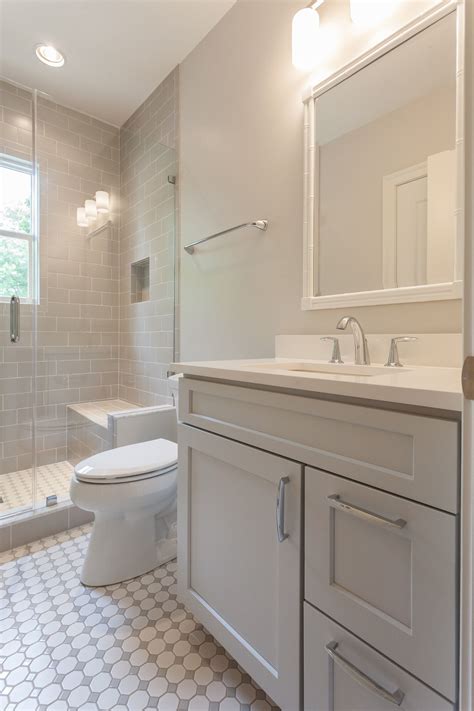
xmin=321 ymin=337 xmax=343 ymax=364
xmin=385 ymin=337 xmax=418 ymax=367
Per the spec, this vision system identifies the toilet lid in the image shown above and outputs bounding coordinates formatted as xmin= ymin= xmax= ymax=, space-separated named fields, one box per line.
xmin=74 ymin=438 xmax=178 ymax=483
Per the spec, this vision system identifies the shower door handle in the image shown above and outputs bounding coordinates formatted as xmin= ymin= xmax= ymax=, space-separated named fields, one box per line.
xmin=10 ymin=296 xmax=20 ymax=343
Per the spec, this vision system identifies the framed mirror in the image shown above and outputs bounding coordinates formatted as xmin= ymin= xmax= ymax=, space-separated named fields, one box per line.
xmin=302 ymin=1 xmax=464 ymax=310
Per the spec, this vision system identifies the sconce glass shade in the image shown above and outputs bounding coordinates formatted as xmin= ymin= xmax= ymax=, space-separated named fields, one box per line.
xmin=292 ymin=7 xmax=320 ymax=71
xmin=350 ymin=0 xmax=395 ymax=25
xmin=85 ymin=199 xmax=97 ymax=221
xmin=95 ymin=190 xmax=110 ymax=214
xmin=77 ymin=207 xmax=88 ymax=227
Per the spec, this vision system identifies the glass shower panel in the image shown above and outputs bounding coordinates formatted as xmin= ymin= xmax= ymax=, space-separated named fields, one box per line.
xmin=33 ymin=96 xmax=122 ymax=498
xmin=0 ymin=79 xmax=37 ymax=518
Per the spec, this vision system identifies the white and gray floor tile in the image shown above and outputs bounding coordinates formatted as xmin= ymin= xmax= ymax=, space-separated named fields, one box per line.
xmin=0 ymin=462 xmax=73 ymax=517
xmin=0 ymin=525 xmax=279 ymax=711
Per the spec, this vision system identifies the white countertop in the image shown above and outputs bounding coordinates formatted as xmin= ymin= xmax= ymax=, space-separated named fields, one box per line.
xmin=171 ymin=358 xmax=463 ymax=413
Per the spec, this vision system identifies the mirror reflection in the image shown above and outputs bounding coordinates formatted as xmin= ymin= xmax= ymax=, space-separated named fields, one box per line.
xmin=315 ymin=13 xmax=456 ymax=297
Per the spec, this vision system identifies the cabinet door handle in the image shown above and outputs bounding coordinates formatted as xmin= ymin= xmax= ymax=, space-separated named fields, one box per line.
xmin=276 ymin=476 xmax=289 ymax=543
xmin=10 ymin=296 xmax=20 ymax=343
xmin=327 ymin=494 xmax=406 ymax=530
xmin=326 ymin=641 xmax=405 ymax=706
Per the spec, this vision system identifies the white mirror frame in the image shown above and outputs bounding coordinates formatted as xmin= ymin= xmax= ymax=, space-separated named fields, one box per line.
xmin=301 ymin=0 xmax=464 ymax=311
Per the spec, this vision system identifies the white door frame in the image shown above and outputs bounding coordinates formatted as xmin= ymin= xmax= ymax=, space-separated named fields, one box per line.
xmin=461 ymin=0 xmax=473 ymax=708
xmin=382 ymin=161 xmax=428 ymax=289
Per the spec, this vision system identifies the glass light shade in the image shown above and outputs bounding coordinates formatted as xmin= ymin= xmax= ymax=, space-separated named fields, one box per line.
xmin=350 ymin=0 xmax=395 ymax=25
xmin=95 ymin=190 xmax=109 ymax=214
xmin=292 ymin=7 xmax=320 ymax=71
xmin=76 ymin=207 xmax=88 ymax=227
xmin=84 ymin=199 xmax=97 ymax=221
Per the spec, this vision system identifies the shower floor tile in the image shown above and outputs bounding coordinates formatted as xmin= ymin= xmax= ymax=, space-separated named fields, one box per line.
xmin=0 ymin=525 xmax=279 ymax=711
xmin=0 ymin=461 xmax=73 ymax=517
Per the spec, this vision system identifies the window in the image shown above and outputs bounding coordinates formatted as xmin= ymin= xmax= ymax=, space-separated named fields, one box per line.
xmin=0 ymin=153 xmax=34 ymax=300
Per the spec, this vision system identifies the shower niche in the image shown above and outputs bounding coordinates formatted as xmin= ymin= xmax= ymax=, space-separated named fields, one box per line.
xmin=131 ymin=257 xmax=150 ymax=303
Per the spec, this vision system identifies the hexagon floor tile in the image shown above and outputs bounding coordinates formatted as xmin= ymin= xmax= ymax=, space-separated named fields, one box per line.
xmin=0 ymin=524 xmax=280 ymax=711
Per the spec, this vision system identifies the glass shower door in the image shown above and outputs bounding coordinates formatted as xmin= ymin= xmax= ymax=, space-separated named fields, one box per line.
xmin=0 ymin=79 xmax=38 ymax=518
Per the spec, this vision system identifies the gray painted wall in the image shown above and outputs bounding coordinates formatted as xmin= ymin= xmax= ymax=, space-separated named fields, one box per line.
xmin=179 ymin=0 xmax=461 ymax=362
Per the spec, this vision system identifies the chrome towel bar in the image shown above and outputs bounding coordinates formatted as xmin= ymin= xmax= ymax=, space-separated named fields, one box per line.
xmin=184 ymin=220 xmax=268 ymax=254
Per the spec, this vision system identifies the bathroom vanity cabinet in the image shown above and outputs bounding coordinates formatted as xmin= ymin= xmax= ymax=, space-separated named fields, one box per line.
xmin=177 ymin=377 xmax=460 ymax=711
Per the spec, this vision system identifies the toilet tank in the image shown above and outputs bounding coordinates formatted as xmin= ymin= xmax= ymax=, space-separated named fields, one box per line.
xmin=110 ymin=376 xmax=181 ymax=447
xmin=112 ymin=405 xmax=177 ymax=446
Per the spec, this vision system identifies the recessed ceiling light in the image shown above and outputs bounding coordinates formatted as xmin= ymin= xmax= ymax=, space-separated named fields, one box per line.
xmin=35 ymin=44 xmax=65 ymax=68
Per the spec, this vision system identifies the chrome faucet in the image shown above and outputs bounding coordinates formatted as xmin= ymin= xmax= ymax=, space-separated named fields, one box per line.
xmin=336 ymin=316 xmax=370 ymax=365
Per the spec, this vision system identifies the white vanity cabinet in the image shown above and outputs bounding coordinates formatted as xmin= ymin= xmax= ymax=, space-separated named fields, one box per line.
xmin=177 ymin=424 xmax=302 ymax=711
xmin=304 ymin=604 xmax=454 ymax=711
xmin=305 ymin=467 xmax=457 ymax=701
xmin=177 ymin=376 xmax=460 ymax=711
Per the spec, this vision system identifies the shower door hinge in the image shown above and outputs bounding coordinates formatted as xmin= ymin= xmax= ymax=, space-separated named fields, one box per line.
xmin=167 ymin=175 xmax=176 ymax=185
xmin=462 ymin=356 xmax=474 ymax=400
xmin=46 ymin=495 xmax=58 ymax=507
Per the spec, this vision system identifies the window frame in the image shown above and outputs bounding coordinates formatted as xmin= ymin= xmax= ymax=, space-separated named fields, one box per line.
xmin=0 ymin=152 xmax=36 ymax=303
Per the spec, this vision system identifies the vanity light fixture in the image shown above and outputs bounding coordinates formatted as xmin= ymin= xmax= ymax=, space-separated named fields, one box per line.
xmin=292 ymin=0 xmax=324 ymax=71
xmin=35 ymin=44 xmax=65 ymax=68
xmin=77 ymin=191 xmax=111 ymax=234
xmin=350 ymin=0 xmax=396 ymax=26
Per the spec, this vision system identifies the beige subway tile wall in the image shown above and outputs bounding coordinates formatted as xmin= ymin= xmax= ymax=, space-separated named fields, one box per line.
xmin=119 ymin=68 xmax=178 ymax=407
xmin=0 ymin=80 xmax=120 ymax=476
xmin=1 ymin=67 xmax=179 ymax=485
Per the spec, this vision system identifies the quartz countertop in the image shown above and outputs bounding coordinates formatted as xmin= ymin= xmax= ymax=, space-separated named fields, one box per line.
xmin=171 ymin=358 xmax=462 ymax=413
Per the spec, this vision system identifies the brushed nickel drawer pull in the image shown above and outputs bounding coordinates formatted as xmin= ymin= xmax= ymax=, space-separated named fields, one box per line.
xmin=276 ymin=476 xmax=289 ymax=543
xmin=327 ymin=494 xmax=406 ymax=529
xmin=326 ymin=641 xmax=405 ymax=706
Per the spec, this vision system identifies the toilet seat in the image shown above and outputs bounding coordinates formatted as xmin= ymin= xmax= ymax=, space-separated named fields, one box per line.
xmin=74 ymin=438 xmax=178 ymax=484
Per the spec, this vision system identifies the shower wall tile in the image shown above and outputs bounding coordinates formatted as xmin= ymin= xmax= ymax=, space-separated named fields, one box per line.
xmin=119 ymin=68 xmax=178 ymax=407
xmin=0 ymin=81 xmax=120 ymax=475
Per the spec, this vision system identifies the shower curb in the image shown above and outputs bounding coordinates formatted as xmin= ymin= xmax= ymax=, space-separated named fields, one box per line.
xmin=0 ymin=501 xmax=93 ymax=553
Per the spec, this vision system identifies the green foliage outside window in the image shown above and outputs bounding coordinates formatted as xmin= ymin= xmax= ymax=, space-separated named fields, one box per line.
xmin=0 ymin=199 xmax=31 ymax=298
xmin=0 ymin=198 xmax=31 ymax=233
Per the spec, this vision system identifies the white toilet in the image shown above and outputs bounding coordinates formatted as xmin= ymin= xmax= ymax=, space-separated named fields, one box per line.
xmin=70 ymin=375 xmax=181 ymax=587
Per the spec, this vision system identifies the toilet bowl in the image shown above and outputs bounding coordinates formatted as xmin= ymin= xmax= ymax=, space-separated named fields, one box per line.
xmin=71 ymin=375 xmax=181 ymax=587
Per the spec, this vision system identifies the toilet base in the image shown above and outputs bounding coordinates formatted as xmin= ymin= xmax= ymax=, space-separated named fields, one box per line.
xmin=80 ymin=511 xmax=177 ymax=587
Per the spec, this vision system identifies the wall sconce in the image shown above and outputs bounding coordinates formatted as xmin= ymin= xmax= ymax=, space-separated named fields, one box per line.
xmin=292 ymin=0 xmax=324 ymax=71
xmin=76 ymin=207 xmax=88 ymax=228
xmin=77 ymin=190 xmax=111 ymax=236
xmin=350 ymin=0 xmax=396 ymax=26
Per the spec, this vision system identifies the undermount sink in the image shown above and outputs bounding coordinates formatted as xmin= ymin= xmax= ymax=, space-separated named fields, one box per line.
xmin=243 ymin=362 xmax=409 ymax=377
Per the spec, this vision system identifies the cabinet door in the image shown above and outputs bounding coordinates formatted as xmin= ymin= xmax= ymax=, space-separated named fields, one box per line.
xmin=178 ymin=424 xmax=302 ymax=711
xmin=304 ymin=603 xmax=454 ymax=711
xmin=305 ymin=467 xmax=457 ymax=701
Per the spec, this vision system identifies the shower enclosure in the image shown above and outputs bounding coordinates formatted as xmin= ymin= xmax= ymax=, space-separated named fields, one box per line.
xmin=0 ymin=79 xmax=38 ymax=518
xmin=0 ymin=76 xmax=178 ymax=523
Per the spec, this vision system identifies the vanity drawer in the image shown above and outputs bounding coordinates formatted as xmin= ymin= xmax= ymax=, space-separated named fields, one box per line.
xmin=179 ymin=377 xmax=459 ymax=512
xmin=305 ymin=466 xmax=457 ymax=701
xmin=304 ymin=603 xmax=454 ymax=711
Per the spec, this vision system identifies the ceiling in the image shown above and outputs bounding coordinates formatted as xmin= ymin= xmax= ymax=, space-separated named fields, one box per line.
xmin=0 ymin=0 xmax=235 ymax=126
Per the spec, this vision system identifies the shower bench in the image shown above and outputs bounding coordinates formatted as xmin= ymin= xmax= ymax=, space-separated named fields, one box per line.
xmin=67 ymin=399 xmax=177 ymax=465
